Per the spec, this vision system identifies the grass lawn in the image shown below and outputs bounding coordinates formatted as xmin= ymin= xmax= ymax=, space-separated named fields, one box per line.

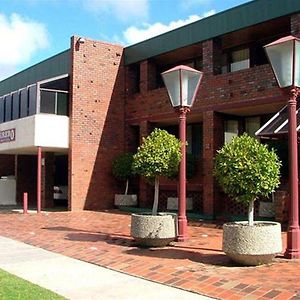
xmin=0 ymin=268 xmax=66 ymax=300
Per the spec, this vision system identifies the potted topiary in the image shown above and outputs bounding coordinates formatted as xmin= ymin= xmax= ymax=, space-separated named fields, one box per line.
xmin=214 ymin=133 xmax=282 ymax=265
xmin=131 ymin=128 xmax=182 ymax=247
xmin=112 ymin=153 xmax=137 ymax=206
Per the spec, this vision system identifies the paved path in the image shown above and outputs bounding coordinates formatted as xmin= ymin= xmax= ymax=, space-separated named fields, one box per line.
xmin=0 ymin=236 xmax=213 ymax=300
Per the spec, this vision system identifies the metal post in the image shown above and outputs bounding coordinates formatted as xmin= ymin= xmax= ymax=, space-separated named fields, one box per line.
xmin=37 ymin=146 xmax=42 ymax=213
xmin=23 ymin=192 xmax=28 ymax=214
xmin=177 ymin=107 xmax=189 ymax=242
xmin=285 ymin=88 xmax=300 ymax=259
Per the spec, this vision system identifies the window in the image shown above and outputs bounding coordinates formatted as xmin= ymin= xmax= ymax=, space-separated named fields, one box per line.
xmin=20 ymin=88 xmax=29 ymax=118
xmin=12 ymin=91 xmax=20 ymax=120
xmin=0 ymin=97 xmax=4 ymax=123
xmin=230 ymin=48 xmax=250 ymax=72
xmin=127 ymin=64 xmax=140 ymax=94
xmin=28 ymin=85 xmax=37 ymax=116
xmin=224 ymin=120 xmax=238 ymax=144
xmin=40 ymin=91 xmax=56 ymax=114
xmin=245 ymin=117 xmax=260 ymax=138
xmin=57 ymin=93 xmax=68 ymax=115
xmin=4 ymin=95 xmax=12 ymax=122
xmin=160 ymin=123 xmax=202 ymax=157
xmin=40 ymin=90 xmax=69 ymax=116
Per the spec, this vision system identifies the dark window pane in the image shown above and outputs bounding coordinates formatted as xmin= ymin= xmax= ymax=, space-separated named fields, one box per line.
xmin=57 ymin=93 xmax=68 ymax=116
xmin=0 ymin=97 xmax=4 ymax=123
xmin=192 ymin=124 xmax=202 ymax=156
xmin=20 ymin=88 xmax=29 ymax=118
xmin=12 ymin=91 xmax=20 ymax=120
xmin=28 ymin=85 xmax=37 ymax=116
xmin=40 ymin=90 xmax=56 ymax=114
xmin=4 ymin=95 xmax=12 ymax=122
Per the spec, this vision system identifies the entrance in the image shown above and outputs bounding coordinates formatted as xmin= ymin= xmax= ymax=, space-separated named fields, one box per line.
xmin=54 ymin=154 xmax=68 ymax=207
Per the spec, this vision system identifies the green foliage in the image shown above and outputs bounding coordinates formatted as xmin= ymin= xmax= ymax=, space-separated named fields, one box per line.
xmin=214 ymin=133 xmax=281 ymax=205
xmin=132 ymin=128 xmax=182 ymax=180
xmin=112 ymin=153 xmax=134 ymax=180
xmin=0 ymin=268 xmax=65 ymax=299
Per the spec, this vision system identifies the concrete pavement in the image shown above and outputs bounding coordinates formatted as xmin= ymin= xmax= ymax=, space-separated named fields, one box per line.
xmin=0 ymin=236 xmax=214 ymax=300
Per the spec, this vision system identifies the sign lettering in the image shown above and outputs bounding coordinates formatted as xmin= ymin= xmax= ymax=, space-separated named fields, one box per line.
xmin=0 ymin=128 xmax=15 ymax=143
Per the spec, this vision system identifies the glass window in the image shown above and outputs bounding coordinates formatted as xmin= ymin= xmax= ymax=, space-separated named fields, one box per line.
xmin=12 ymin=91 xmax=20 ymax=120
xmin=40 ymin=90 xmax=56 ymax=114
xmin=20 ymin=88 xmax=29 ymax=118
xmin=245 ymin=117 xmax=260 ymax=138
xmin=224 ymin=120 xmax=238 ymax=144
xmin=230 ymin=48 xmax=250 ymax=72
xmin=4 ymin=95 xmax=12 ymax=122
xmin=57 ymin=93 xmax=68 ymax=116
xmin=0 ymin=97 xmax=4 ymax=123
xmin=28 ymin=85 xmax=37 ymax=116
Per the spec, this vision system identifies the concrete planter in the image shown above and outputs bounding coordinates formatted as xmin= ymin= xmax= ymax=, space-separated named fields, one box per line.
xmin=131 ymin=213 xmax=177 ymax=247
xmin=223 ymin=221 xmax=282 ymax=266
xmin=114 ymin=194 xmax=137 ymax=206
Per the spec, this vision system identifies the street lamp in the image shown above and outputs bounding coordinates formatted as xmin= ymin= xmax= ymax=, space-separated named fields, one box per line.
xmin=264 ymin=35 xmax=300 ymax=259
xmin=162 ymin=65 xmax=203 ymax=242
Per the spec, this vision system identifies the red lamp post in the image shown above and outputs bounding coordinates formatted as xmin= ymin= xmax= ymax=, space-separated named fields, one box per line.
xmin=264 ymin=35 xmax=300 ymax=259
xmin=162 ymin=65 xmax=203 ymax=242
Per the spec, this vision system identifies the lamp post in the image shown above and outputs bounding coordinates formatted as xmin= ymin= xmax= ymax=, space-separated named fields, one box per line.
xmin=162 ymin=65 xmax=203 ymax=242
xmin=264 ymin=35 xmax=300 ymax=259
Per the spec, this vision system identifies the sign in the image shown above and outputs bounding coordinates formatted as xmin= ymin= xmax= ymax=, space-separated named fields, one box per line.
xmin=0 ymin=128 xmax=15 ymax=144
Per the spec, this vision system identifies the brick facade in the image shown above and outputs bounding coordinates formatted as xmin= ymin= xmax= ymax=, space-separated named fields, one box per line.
xmin=69 ymin=37 xmax=125 ymax=211
xmin=124 ymin=13 xmax=300 ymax=218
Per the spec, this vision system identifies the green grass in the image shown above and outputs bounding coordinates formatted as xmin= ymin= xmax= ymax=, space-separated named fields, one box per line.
xmin=0 ymin=269 xmax=66 ymax=300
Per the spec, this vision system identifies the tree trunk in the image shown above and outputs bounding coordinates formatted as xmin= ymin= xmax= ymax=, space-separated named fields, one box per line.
xmin=152 ymin=177 xmax=159 ymax=215
xmin=248 ymin=199 xmax=255 ymax=226
xmin=124 ymin=179 xmax=129 ymax=195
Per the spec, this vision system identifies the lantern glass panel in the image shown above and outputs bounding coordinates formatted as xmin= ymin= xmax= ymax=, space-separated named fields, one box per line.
xmin=265 ymin=40 xmax=293 ymax=88
xmin=162 ymin=70 xmax=180 ymax=107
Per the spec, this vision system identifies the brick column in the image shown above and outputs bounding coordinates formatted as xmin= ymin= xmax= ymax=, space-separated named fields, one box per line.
xmin=202 ymin=39 xmax=222 ymax=75
xmin=202 ymin=111 xmax=224 ymax=216
xmin=138 ymin=120 xmax=152 ymax=208
xmin=202 ymin=40 xmax=214 ymax=75
xmin=70 ymin=36 xmax=124 ymax=211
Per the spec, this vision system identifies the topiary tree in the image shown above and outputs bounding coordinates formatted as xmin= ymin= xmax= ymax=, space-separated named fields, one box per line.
xmin=132 ymin=128 xmax=182 ymax=215
xmin=112 ymin=153 xmax=134 ymax=195
xmin=214 ymin=133 xmax=281 ymax=226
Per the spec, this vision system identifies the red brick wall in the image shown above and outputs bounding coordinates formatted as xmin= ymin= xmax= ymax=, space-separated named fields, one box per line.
xmin=69 ymin=37 xmax=125 ymax=211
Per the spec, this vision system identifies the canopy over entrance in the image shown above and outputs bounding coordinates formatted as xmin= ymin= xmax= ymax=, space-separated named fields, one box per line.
xmin=256 ymin=103 xmax=300 ymax=137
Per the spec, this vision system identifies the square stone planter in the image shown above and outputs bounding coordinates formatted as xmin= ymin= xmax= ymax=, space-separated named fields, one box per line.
xmin=114 ymin=194 xmax=137 ymax=206
xmin=167 ymin=197 xmax=193 ymax=211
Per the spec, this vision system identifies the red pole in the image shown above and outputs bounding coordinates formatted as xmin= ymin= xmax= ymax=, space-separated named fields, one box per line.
xmin=177 ymin=107 xmax=189 ymax=242
xmin=37 ymin=146 xmax=42 ymax=213
xmin=23 ymin=192 xmax=28 ymax=214
xmin=285 ymin=88 xmax=300 ymax=259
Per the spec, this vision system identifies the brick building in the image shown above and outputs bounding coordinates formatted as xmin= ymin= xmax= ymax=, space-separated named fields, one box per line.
xmin=0 ymin=0 xmax=299 ymax=220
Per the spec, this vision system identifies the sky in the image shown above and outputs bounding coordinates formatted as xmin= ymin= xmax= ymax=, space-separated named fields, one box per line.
xmin=0 ymin=0 xmax=251 ymax=80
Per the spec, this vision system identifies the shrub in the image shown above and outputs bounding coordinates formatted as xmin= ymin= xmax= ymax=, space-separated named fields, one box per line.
xmin=132 ymin=128 xmax=182 ymax=215
xmin=112 ymin=153 xmax=134 ymax=195
xmin=214 ymin=133 xmax=281 ymax=225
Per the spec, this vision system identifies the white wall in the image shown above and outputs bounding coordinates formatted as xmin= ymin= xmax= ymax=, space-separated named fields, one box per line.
xmin=0 ymin=114 xmax=69 ymax=154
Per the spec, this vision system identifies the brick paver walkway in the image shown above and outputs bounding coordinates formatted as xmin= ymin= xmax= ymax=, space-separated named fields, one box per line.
xmin=0 ymin=210 xmax=299 ymax=300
